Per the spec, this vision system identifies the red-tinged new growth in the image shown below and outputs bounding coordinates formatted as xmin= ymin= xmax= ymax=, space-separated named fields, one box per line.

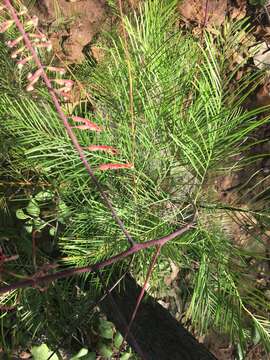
xmin=85 ymin=145 xmax=119 ymax=155
xmin=71 ymin=116 xmax=103 ymax=132
xmin=28 ymin=69 xmax=42 ymax=85
xmin=52 ymin=79 xmax=74 ymax=93
xmin=17 ymin=55 xmax=33 ymax=68
xmin=98 ymin=163 xmax=134 ymax=171
xmin=6 ymin=35 xmax=23 ymax=48
xmin=1 ymin=15 xmax=49 ymax=74
xmin=26 ymin=68 xmax=43 ymax=91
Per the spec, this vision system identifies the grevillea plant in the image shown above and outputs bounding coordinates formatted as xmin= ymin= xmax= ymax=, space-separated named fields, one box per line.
xmin=0 ymin=0 xmax=194 ymax=321
xmin=1 ymin=0 xmax=270 ymax=357
xmin=0 ymin=2 xmax=189 ymax=356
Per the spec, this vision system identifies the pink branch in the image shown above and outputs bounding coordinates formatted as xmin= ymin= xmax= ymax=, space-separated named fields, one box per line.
xmin=203 ymin=0 xmax=209 ymax=30
xmin=3 ymin=0 xmax=135 ymax=247
xmin=97 ymin=271 xmax=146 ymax=359
xmin=117 ymin=244 xmax=162 ymax=358
xmin=0 ymin=221 xmax=194 ymax=294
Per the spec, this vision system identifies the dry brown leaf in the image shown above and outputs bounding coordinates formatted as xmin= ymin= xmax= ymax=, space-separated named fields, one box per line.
xmin=19 ymin=352 xmax=31 ymax=359
xmin=255 ymin=79 xmax=270 ymax=107
xmin=164 ymin=261 xmax=179 ymax=286
xmin=91 ymin=46 xmax=105 ymax=63
xmin=178 ymin=0 xmax=227 ymax=27
xmin=128 ymin=0 xmax=142 ymax=8
xmin=204 ymin=331 xmax=233 ymax=360
xmin=246 ymin=345 xmax=270 ymax=360
xmin=254 ymin=42 xmax=270 ymax=69
xmin=229 ymin=0 xmax=246 ymax=20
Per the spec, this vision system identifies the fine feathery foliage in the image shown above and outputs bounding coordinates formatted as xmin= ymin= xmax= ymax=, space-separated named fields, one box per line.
xmin=0 ymin=0 xmax=270 ymax=355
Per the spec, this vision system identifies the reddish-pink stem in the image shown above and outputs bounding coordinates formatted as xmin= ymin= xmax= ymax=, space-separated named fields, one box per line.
xmin=117 ymin=244 xmax=162 ymax=358
xmin=0 ymin=222 xmax=194 ymax=294
xmin=203 ymin=0 xmax=209 ymax=29
xmin=4 ymin=0 xmax=135 ymax=247
xmin=97 ymin=271 xmax=146 ymax=359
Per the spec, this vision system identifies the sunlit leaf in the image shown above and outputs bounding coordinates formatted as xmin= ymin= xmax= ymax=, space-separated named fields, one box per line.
xmin=31 ymin=343 xmax=58 ymax=360
xmin=16 ymin=208 xmax=30 ymax=220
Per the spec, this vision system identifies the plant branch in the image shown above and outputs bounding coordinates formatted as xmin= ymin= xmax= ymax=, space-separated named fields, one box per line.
xmin=117 ymin=244 xmax=162 ymax=358
xmin=97 ymin=271 xmax=146 ymax=359
xmin=0 ymin=221 xmax=194 ymax=294
xmin=3 ymin=0 xmax=135 ymax=247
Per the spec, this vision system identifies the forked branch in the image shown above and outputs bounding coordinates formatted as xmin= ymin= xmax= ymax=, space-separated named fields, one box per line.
xmin=0 ymin=221 xmax=194 ymax=294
